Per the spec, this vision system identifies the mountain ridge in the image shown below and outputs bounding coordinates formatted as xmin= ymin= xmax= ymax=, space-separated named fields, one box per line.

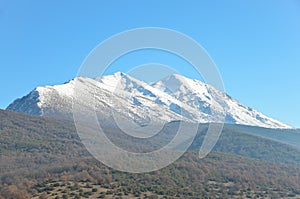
xmin=6 ymin=72 xmax=292 ymax=129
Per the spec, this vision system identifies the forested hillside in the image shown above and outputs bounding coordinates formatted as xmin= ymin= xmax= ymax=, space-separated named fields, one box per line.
xmin=1 ymin=110 xmax=300 ymax=199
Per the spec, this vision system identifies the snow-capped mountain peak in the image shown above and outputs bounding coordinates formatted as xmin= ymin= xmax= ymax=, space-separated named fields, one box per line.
xmin=153 ymin=73 xmax=291 ymax=128
xmin=6 ymin=72 xmax=292 ymax=129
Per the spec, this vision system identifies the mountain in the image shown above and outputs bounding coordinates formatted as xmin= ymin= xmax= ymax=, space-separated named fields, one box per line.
xmin=6 ymin=72 xmax=291 ymax=129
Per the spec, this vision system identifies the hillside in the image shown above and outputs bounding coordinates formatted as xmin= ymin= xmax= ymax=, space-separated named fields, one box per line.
xmin=1 ymin=109 xmax=300 ymax=198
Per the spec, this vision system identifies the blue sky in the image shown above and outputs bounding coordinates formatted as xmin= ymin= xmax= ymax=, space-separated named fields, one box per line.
xmin=0 ymin=0 xmax=299 ymax=127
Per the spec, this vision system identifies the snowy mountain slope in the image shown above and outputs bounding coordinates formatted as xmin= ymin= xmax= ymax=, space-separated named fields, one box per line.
xmin=6 ymin=72 xmax=292 ymax=129
xmin=152 ymin=74 xmax=291 ymax=128
xmin=7 ymin=75 xmax=189 ymax=127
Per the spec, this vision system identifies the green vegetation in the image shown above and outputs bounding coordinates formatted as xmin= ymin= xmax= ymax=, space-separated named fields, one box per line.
xmin=1 ymin=110 xmax=300 ymax=198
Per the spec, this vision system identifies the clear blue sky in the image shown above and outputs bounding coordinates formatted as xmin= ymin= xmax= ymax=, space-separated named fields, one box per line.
xmin=0 ymin=0 xmax=299 ymax=127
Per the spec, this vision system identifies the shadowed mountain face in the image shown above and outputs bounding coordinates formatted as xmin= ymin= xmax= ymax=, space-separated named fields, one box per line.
xmin=0 ymin=109 xmax=300 ymax=198
xmin=7 ymin=72 xmax=291 ymax=129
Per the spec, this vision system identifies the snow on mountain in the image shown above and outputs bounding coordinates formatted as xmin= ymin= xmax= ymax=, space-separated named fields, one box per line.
xmin=6 ymin=72 xmax=292 ymax=129
xmin=153 ymin=74 xmax=291 ymax=128
xmin=7 ymin=76 xmax=185 ymax=127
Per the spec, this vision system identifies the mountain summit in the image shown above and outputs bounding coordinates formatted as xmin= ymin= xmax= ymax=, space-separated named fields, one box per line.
xmin=6 ymin=72 xmax=291 ymax=129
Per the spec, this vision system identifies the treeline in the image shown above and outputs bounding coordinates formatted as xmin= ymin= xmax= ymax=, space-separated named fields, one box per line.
xmin=1 ymin=152 xmax=300 ymax=198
